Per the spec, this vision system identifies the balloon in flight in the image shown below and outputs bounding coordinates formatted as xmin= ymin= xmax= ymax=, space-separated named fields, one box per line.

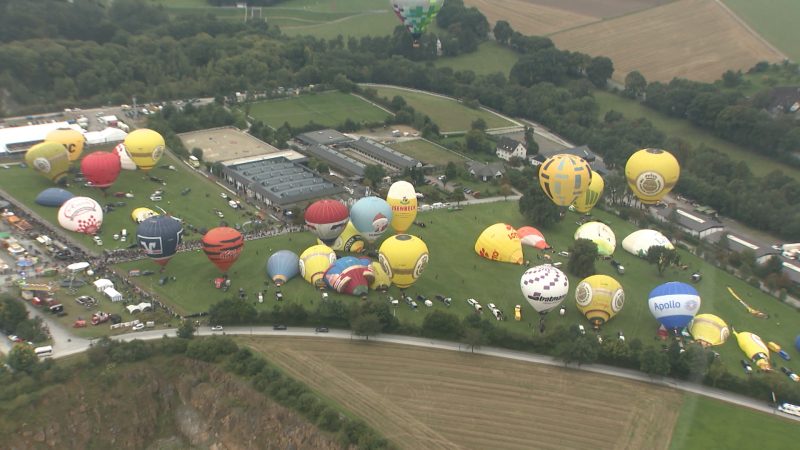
xmin=386 ymin=181 xmax=418 ymax=233
xmin=201 ymin=227 xmax=244 ymax=273
xmin=305 ymin=199 xmax=350 ymax=246
xmin=80 ymin=151 xmax=121 ymax=189
xmin=538 ymin=154 xmax=592 ymax=206
xmin=390 ymin=0 xmax=444 ymax=47
xmin=123 ymin=128 xmax=165 ymax=172
xmin=299 ymin=244 xmax=337 ymax=288
xmin=573 ymin=170 xmax=604 ymax=213
xmin=474 ymin=223 xmax=523 ymax=264
xmin=266 ymin=250 xmax=300 ymax=286
xmin=648 ymin=282 xmax=701 ymax=330
xmin=625 ymin=148 xmax=680 ymax=204
xmin=689 ymin=314 xmax=729 ymax=347
xmin=350 ymin=196 xmax=393 ymax=243
xmin=574 ymin=221 xmax=616 ymax=256
xmin=520 ymin=265 xmax=569 ymax=314
xmin=46 ymin=127 xmax=85 ymax=162
xmin=378 ymin=234 xmax=428 ymax=289
xmin=136 ymin=215 xmax=183 ymax=267
xmin=25 ymin=142 xmax=70 ymax=184
xmin=574 ymin=275 xmax=624 ymax=329
xmin=58 ymin=196 xmax=103 ymax=235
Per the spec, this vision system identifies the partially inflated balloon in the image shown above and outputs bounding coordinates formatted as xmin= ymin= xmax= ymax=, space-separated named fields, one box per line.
xmin=474 ymin=223 xmax=523 ymax=264
xmin=517 ymin=226 xmax=549 ymax=250
xmin=114 ymin=143 xmax=137 ymax=170
xmin=733 ymin=330 xmax=772 ymax=372
xmin=305 ymin=199 xmax=349 ymax=246
xmin=123 ymin=128 xmax=165 ymax=172
xmin=266 ymin=250 xmax=300 ymax=286
xmin=689 ymin=314 xmax=729 ymax=347
xmin=379 ymin=234 xmax=428 ymax=289
xmin=622 ymin=229 xmax=673 ymax=257
xmin=300 ymin=245 xmax=337 ymax=288
xmin=324 ymin=257 xmax=374 ymax=297
xmin=317 ymin=221 xmax=365 ymax=253
xmin=350 ymin=196 xmax=393 ymax=243
xmin=625 ymin=148 xmax=680 ymax=204
xmin=520 ymin=265 xmax=569 ymax=314
xmin=390 ymin=0 xmax=445 ymax=46
xmin=35 ymin=188 xmax=74 ymax=207
xmin=202 ymin=227 xmax=244 ymax=273
xmin=574 ymin=222 xmax=616 ymax=256
xmin=81 ymin=151 xmax=121 ymax=189
xmin=370 ymin=261 xmax=391 ymax=291
xmin=58 ymin=196 xmax=103 ymax=234
xmin=387 ymin=181 xmax=417 ymax=233
xmin=46 ymin=128 xmax=85 ymax=162
xmin=132 ymin=207 xmax=159 ymax=223
xmin=573 ymin=171 xmax=604 ymax=213
xmin=25 ymin=142 xmax=70 ymax=184
xmin=538 ymin=154 xmax=592 ymax=206
xmin=136 ymin=215 xmax=183 ymax=267
xmin=575 ymin=275 xmax=624 ymax=329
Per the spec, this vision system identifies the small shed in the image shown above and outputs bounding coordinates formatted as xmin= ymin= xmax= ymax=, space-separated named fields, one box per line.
xmin=94 ymin=278 xmax=113 ymax=293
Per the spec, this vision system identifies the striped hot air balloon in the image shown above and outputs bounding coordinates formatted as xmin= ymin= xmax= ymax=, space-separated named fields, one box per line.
xmin=202 ymin=227 xmax=244 ymax=273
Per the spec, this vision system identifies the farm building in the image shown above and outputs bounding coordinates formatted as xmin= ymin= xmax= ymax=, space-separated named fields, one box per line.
xmin=301 ymin=144 xmax=366 ymax=177
xmin=347 ymin=137 xmax=421 ymax=172
xmin=296 ymin=129 xmax=354 ymax=147
xmin=531 ymin=145 xmax=608 ymax=175
xmin=0 ymin=122 xmax=84 ymax=155
xmin=495 ymin=137 xmax=527 ymax=161
xmin=467 ymin=161 xmax=506 ymax=182
xmin=718 ymin=233 xmax=800 ymax=285
xmin=656 ymin=207 xmax=724 ymax=239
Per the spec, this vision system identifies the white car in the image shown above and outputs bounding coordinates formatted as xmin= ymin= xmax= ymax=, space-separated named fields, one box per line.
xmin=466 ymin=298 xmax=482 ymax=312
xmin=215 ymin=210 xmax=224 ymax=218
xmin=577 ymin=324 xmax=586 ymax=335
xmin=211 ymin=325 xmax=223 ymax=331
xmin=92 ymin=236 xmax=103 ymax=246
xmin=220 ymin=192 xmax=228 ymax=199
xmin=132 ymin=323 xmax=145 ymax=331
xmin=487 ymin=303 xmax=497 ymax=310
xmin=491 ymin=308 xmax=503 ymax=321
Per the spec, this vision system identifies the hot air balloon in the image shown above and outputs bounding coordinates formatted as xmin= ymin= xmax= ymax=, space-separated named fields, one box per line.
xmin=474 ymin=223 xmax=523 ymax=264
xmin=114 ymin=143 xmax=137 ymax=170
xmin=648 ymin=282 xmax=701 ymax=330
xmin=370 ymin=260 xmax=391 ymax=291
xmin=305 ymin=199 xmax=350 ymax=246
xmin=538 ymin=154 xmax=592 ymax=206
xmin=136 ymin=215 xmax=183 ymax=267
xmin=317 ymin=221 xmax=365 ymax=253
xmin=689 ymin=314 xmax=729 ymax=347
xmin=350 ymin=196 xmax=393 ymax=243
xmin=266 ymin=250 xmax=300 ymax=286
xmin=573 ymin=171 xmax=604 ymax=213
xmin=46 ymin=127 xmax=85 ymax=162
xmin=123 ymin=128 xmax=165 ymax=172
xmin=622 ymin=229 xmax=673 ymax=257
xmin=574 ymin=221 xmax=616 ymax=256
xmin=324 ymin=256 xmax=374 ymax=297
xmin=201 ymin=227 xmax=244 ymax=273
xmin=131 ymin=207 xmax=159 ymax=223
xmin=574 ymin=275 xmax=624 ymax=329
xmin=520 ymin=265 xmax=569 ymax=327
xmin=25 ymin=142 xmax=70 ymax=184
xmin=733 ymin=329 xmax=772 ymax=372
xmin=390 ymin=0 xmax=444 ymax=47
xmin=517 ymin=226 xmax=549 ymax=250
xmin=300 ymin=244 xmax=337 ymax=288
xmin=81 ymin=151 xmax=121 ymax=191
xmin=625 ymin=148 xmax=680 ymax=204
xmin=35 ymin=188 xmax=74 ymax=207
xmin=58 ymin=196 xmax=103 ymax=234
xmin=386 ymin=181 xmax=418 ymax=233
xmin=378 ymin=234 xmax=428 ymax=289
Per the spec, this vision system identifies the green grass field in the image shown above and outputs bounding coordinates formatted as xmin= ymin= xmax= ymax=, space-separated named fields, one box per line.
xmin=389 ymin=138 xmax=468 ymax=166
xmin=434 ymin=41 xmax=520 ymax=77
xmin=594 ymin=91 xmax=800 ymax=181
xmin=670 ymin=394 xmax=800 ymax=449
xmin=369 ymin=85 xmax=516 ymax=133
xmin=723 ymin=0 xmax=800 ymax=62
xmin=246 ymin=92 xmax=391 ymax=129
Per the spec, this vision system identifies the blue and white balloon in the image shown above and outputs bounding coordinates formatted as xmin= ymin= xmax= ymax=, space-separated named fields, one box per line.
xmin=350 ymin=196 xmax=393 ymax=243
xmin=266 ymin=250 xmax=300 ymax=286
xmin=648 ymin=282 xmax=701 ymax=329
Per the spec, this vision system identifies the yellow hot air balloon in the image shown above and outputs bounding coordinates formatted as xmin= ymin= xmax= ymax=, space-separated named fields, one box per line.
xmin=625 ymin=148 xmax=680 ymax=204
xmin=733 ymin=329 xmax=772 ymax=372
xmin=317 ymin=221 xmax=365 ymax=253
xmin=573 ymin=171 xmax=604 ymax=213
xmin=299 ymin=244 xmax=337 ymax=288
xmin=46 ymin=127 xmax=85 ymax=162
xmin=25 ymin=142 xmax=70 ymax=184
xmin=474 ymin=223 xmax=523 ymax=264
xmin=689 ymin=314 xmax=729 ymax=347
xmin=538 ymin=154 xmax=592 ymax=206
xmin=131 ymin=207 xmax=159 ymax=223
xmin=123 ymin=128 xmax=165 ymax=172
xmin=370 ymin=260 xmax=391 ymax=291
xmin=386 ymin=181 xmax=417 ymax=233
xmin=574 ymin=275 xmax=624 ymax=329
xmin=378 ymin=234 xmax=428 ymax=289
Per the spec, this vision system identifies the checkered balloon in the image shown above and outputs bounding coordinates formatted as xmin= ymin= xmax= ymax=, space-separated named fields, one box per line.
xmin=520 ymin=264 xmax=569 ymax=314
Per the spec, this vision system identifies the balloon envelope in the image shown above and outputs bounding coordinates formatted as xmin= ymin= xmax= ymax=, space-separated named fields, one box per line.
xmin=25 ymin=142 xmax=70 ymax=184
xmin=317 ymin=221 xmax=365 ymax=253
xmin=300 ymin=245 xmax=337 ymax=288
xmin=35 ymin=188 xmax=74 ymax=207
xmin=391 ymin=0 xmax=444 ymax=44
xmin=689 ymin=314 xmax=729 ymax=347
xmin=518 ymin=226 xmax=549 ymax=250
xmin=58 ymin=196 xmax=103 ymax=234
xmin=625 ymin=148 xmax=680 ymax=204
xmin=573 ymin=171 xmax=604 ymax=213
xmin=114 ymin=143 xmax=137 ymax=170
xmin=305 ymin=199 xmax=349 ymax=245
xmin=734 ymin=330 xmax=772 ymax=371
xmin=266 ymin=250 xmax=300 ymax=286
xmin=387 ymin=181 xmax=418 ymax=233
xmin=123 ymin=128 xmax=165 ymax=172
xmin=538 ymin=154 xmax=592 ymax=206
xmin=521 ymin=265 xmax=569 ymax=314
xmin=575 ymin=275 xmax=624 ymax=328
xmin=475 ymin=223 xmax=523 ymax=264
xmin=574 ymin=221 xmax=616 ymax=256
xmin=136 ymin=215 xmax=183 ymax=266
xmin=370 ymin=260 xmax=391 ymax=291
xmin=350 ymin=196 xmax=393 ymax=243
xmin=622 ymin=229 xmax=673 ymax=257
xmin=81 ymin=151 xmax=121 ymax=189
xmin=648 ymin=282 xmax=701 ymax=329
xmin=46 ymin=128 xmax=85 ymax=162
xmin=201 ymin=227 xmax=244 ymax=273
xmin=324 ymin=256 xmax=374 ymax=296
xmin=378 ymin=234 xmax=428 ymax=289
xmin=131 ymin=207 xmax=159 ymax=223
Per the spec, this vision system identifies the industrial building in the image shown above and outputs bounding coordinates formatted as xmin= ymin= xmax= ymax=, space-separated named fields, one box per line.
xmin=0 ymin=122 xmax=84 ymax=155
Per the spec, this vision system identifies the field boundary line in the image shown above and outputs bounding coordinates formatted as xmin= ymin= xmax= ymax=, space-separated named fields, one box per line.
xmin=714 ymin=0 xmax=788 ymax=60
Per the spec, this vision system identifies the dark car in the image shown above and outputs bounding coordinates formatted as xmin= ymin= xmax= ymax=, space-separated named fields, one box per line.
xmin=273 ymin=324 xmax=287 ymax=330
xmin=181 ymin=188 xmax=191 ymax=196
xmin=741 ymin=359 xmax=753 ymax=374
xmin=315 ymin=326 xmax=329 ymax=333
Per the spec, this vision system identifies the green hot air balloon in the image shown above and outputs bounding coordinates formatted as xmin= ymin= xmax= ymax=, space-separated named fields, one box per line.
xmin=390 ymin=0 xmax=445 ymax=47
xmin=25 ymin=141 xmax=70 ymax=184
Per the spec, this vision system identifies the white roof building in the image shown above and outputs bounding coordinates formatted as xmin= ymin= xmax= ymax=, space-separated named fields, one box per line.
xmin=0 ymin=122 xmax=84 ymax=155
xmin=84 ymin=127 xmax=127 ymax=145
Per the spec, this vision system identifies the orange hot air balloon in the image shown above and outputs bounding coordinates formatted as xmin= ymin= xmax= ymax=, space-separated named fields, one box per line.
xmin=202 ymin=227 xmax=244 ymax=273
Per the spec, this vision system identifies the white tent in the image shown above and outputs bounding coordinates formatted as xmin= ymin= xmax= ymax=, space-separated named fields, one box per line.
xmin=103 ymin=287 xmax=123 ymax=302
xmin=126 ymin=302 xmax=151 ymax=313
xmin=94 ymin=278 xmax=113 ymax=293
xmin=84 ymin=127 xmax=127 ymax=145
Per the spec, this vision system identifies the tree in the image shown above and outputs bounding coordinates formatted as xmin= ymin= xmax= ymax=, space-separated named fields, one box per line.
xmin=586 ymin=56 xmax=614 ymax=88
xmin=623 ymin=70 xmax=647 ymax=99
xmin=363 ymin=164 xmax=386 ymax=187
xmin=523 ymin=126 xmax=538 ymax=155
xmin=190 ymin=147 xmax=203 ymax=161
xmin=7 ymin=345 xmax=38 ymax=374
xmin=471 ymin=118 xmax=487 ymax=131
xmin=0 ymin=297 xmax=28 ymax=333
xmin=518 ymin=185 xmax=562 ymax=228
xmin=422 ymin=311 xmax=464 ymax=340
xmin=445 ymin=161 xmax=458 ymax=181
xmin=567 ymin=238 xmax=598 ymax=278
xmin=177 ymin=319 xmax=196 ymax=339
xmin=646 ymin=245 xmax=680 ymax=276
xmin=493 ymin=20 xmax=513 ymax=44
xmin=499 ymin=183 xmax=513 ymax=200
xmin=639 ymin=347 xmax=670 ymax=377
xmin=351 ymin=313 xmax=381 ymax=340
xmin=462 ymin=327 xmax=486 ymax=353
xmin=555 ymin=335 xmax=598 ymax=366
xmin=464 ymin=128 xmax=492 ymax=154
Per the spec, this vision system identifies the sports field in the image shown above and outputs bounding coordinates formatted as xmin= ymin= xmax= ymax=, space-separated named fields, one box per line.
xmin=389 ymin=139 xmax=468 ymax=166
xmin=433 ymin=41 xmax=520 ymax=77
xmin=246 ymin=91 xmax=391 ymax=129
xmin=246 ymin=336 xmax=682 ymax=450
xmin=723 ymin=0 xmax=800 ymax=62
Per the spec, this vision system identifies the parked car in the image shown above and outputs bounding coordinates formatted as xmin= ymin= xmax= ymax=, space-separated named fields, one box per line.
xmin=577 ymin=324 xmax=586 ymax=335
xmin=211 ymin=325 xmax=223 ymax=331
xmin=220 ymin=192 xmax=229 ymax=200
xmin=273 ymin=324 xmax=287 ymax=330
xmin=132 ymin=323 xmax=145 ymax=331
xmin=741 ymin=359 xmax=753 ymax=374
xmin=466 ymin=298 xmax=482 ymax=312
xmin=315 ymin=326 xmax=330 ymax=333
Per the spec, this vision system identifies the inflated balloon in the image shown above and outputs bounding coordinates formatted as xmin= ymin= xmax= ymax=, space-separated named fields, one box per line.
xmin=305 ymin=199 xmax=349 ymax=246
xmin=386 ymin=181 xmax=417 ymax=233
xmin=114 ymin=143 xmax=137 ymax=170
xmin=201 ymin=227 xmax=244 ymax=273
xmin=58 ymin=196 xmax=103 ymax=234
xmin=266 ymin=250 xmax=300 ymax=286
xmin=350 ymin=196 xmax=393 ymax=243
xmin=733 ymin=329 xmax=772 ymax=372
xmin=370 ymin=260 xmax=391 ymax=291
xmin=573 ymin=171 xmax=604 ymax=213
xmin=136 ymin=215 xmax=183 ymax=267
xmin=46 ymin=127 xmax=85 ymax=162
xmin=378 ymin=234 xmax=428 ymax=289
xmin=123 ymin=128 xmax=165 ymax=172
xmin=474 ymin=223 xmax=523 ymax=264
xmin=575 ymin=275 xmax=624 ymax=329
xmin=81 ymin=151 xmax=121 ymax=189
xmin=317 ymin=221 xmax=365 ymax=253
xmin=324 ymin=256 xmax=374 ymax=297
xmin=520 ymin=264 xmax=569 ymax=314
xmin=131 ymin=207 xmax=159 ymax=223
xmin=390 ymin=0 xmax=445 ymax=47
xmin=300 ymin=244 xmax=337 ymax=288
xmin=25 ymin=142 xmax=70 ymax=184
xmin=648 ymin=282 xmax=701 ymax=330
xmin=622 ymin=229 xmax=673 ymax=257
xmin=625 ymin=148 xmax=680 ymax=204
xmin=689 ymin=314 xmax=729 ymax=347
xmin=35 ymin=188 xmax=74 ymax=207
xmin=574 ymin=221 xmax=616 ymax=256
xmin=518 ymin=226 xmax=549 ymax=250
xmin=538 ymin=154 xmax=592 ymax=206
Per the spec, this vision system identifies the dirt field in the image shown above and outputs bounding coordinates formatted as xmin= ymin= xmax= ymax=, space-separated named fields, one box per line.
xmin=464 ymin=0 xmax=599 ymax=36
xmin=245 ymin=337 xmax=683 ymax=450
xmin=465 ymin=0 xmax=662 ymax=24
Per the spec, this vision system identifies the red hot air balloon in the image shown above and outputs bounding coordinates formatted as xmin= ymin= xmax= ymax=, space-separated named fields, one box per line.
xmin=305 ymin=199 xmax=349 ymax=246
xmin=80 ymin=151 xmax=121 ymax=191
xmin=202 ymin=227 xmax=244 ymax=273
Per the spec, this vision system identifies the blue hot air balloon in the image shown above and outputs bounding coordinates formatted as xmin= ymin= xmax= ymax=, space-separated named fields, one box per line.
xmin=136 ymin=215 xmax=183 ymax=267
xmin=266 ymin=250 xmax=300 ymax=286
xmin=648 ymin=282 xmax=701 ymax=330
xmin=350 ymin=196 xmax=393 ymax=243
xmin=795 ymin=335 xmax=800 ymax=353
xmin=35 ymin=187 xmax=74 ymax=207
xmin=324 ymin=256 xmax=374 ymax=296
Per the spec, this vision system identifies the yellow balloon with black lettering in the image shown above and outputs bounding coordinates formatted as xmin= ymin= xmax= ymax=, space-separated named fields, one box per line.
xmin=378 ymin=234 xmax=428 ymax=289
xmin=574 ymin=275 xmax=624 ymax=329
xmin=369 ymin=260 xmax=392 ymax=291
xmin=299 ymin=244 xmax=337 ymax=288
xmin=625 ymin=148 xmax=680 ymax=204
xmin=46 ymin=128 xmax=85 ymax=162
xmin=538 ymin=154 xmax=592 ymax=206
xmin=123 ymin=128 xmax=165 ymax=172
xmin=25 ymin=142 xmax=70 ymax=184
xmin=573 ymin=171 xmax=604 ymax=213
xmin=386 ymin=181 xmax=417 ymax=233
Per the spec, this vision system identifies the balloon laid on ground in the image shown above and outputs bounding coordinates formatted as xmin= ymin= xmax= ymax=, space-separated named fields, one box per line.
xmin=520 ymin=265 xmax=569 ymax=314
xmin=136 ymin=215 xmax=183 ymax=267
xmin=350 ymin=196 xmax=393 ymax=243
xmin=131 ymin=207 xmax=159 ymax=223
xmin=370 ymin=261 xmax=391 ymax=291
xmin=622 ymin=229 xmax=673 ymax=257
xmin=574 ymin=275 xmax=624 ymax=329
xmin=114 ymin=143 xmax=137 ymax=170
xmin=625 ymin=148 xmax=680 ymax=204
xmin=123 ymin=128 xmax=165 ymax=172
xmin=474 ymin=223 xmax=523 ymax=264
xmin=324 ymin=256 xmax=374 ymax=297
xmin=25 ymin=142 xmax=70 ymax=184
xmin=266 ymin=250 xmax=300 ymax=286
xmin=305 ymin=199 xmax=349 ymax=246
xmin=390 ymin=0 xmax=444 ymax=47
xmin=386 ymin=181 xmax=418 ymax=233
xmin=574 ymin=221 xmax=616 ymax=256
xmin=689 ymin=314 xmax=729 ymax=347
xmin=35 ymin=188 xmax=74 ymax=207
xmin=538 ymin=154 xmax=592 ymax=206
xmin=46 ymin=128 xmax=85 ymax=162
xmin=317 ymin=221 xmax=365 ymax=253
xmin=648 ymin=282 xmax=701 ymax=329
xmin=379 ymin=234 xmax=428 ymax=289
xmin=795 ymin=335 xmax=800 ymax=352
xmin=517 ymin=226 xmax=549 ymax=250
xmin=573 ymin=171 xmax=604 ymax=213
xmin=81 ymin=151 xmax=121 ymax=189
xmin=733 ymin=329 xmax=772 ymax=372
xmin=300 ymin=244 xmax=337 ymax=288
xmin=201 ymin=227 xmax=244 ymax=273
xmin=58 ymin=196 xmax=103 ymax=234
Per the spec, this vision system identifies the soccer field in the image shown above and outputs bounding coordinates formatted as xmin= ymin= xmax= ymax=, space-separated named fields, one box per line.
xmin=246 ymin=92 xmax=391 ymax=129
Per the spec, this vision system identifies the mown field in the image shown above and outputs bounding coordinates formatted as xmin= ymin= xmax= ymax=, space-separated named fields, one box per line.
xmin=723 ymin=0 xmax=800 ymax=61
xmin=389 ymin=138 xmax=468 ymax=166
xmin=246 ymin=91 xmax=391 ymax=128
xmin=433 ymin=41 xmax=520 ymax=77
xmin=246 ymin=336 xmax=683 ymax=450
